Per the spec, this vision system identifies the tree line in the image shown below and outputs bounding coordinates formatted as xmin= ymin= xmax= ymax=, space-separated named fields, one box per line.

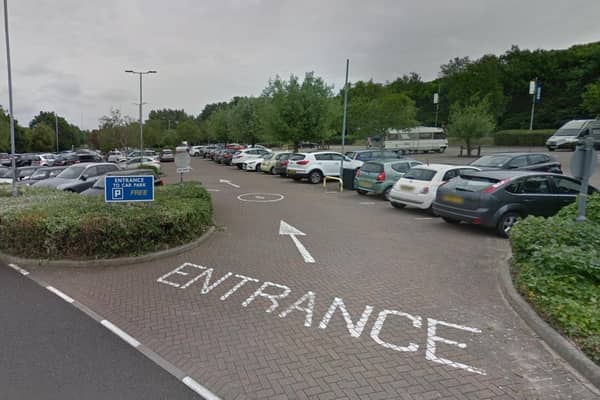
xmin=2 ymin=41 xmax=599 ymax=154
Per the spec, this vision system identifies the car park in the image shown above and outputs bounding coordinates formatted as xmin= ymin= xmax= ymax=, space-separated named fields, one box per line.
xmin=432 ymin=170 xmax=597 ymax=237
xmin=470 ymin=152 xmax=562 ymax=173
xmin=231 ymin=148 xmax=271 ymax=169
xmin=389 ymin=164 xmax=480 ymax=210
xmin=80 ymin=169 xmax=163 ymax=196
xmin=121 ymin=157 xmax=161 ymax=171
xmin=33 ymin=163 xmax=119 ymax=192
xmin=19 ymin=166 xmax=66 ymax=186
xmin=354 ymin=159 xmax=423 ymax=200
xmin=286 ymin=152 xmax=363 ymax=184
xmin=159 ymin=149 xmax=174 ymax=162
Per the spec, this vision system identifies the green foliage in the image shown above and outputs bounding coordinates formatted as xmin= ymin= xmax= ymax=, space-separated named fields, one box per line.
xmin=447 ymin=100 xmax=495 ymax=155
xmin=493 ymin=129 xmax=554 ymax=146
xmin=582 ymin=79 xmax=600 ymax=117
xmin=0 ymin=183 xmax=212 ymax=259
xmin=510 ymin=194 xmax=600 ymax=364
xmin=30 ymin=111 xmax=83 ymax=151
xmin=30 ymin=123 xmax=55 ymax=152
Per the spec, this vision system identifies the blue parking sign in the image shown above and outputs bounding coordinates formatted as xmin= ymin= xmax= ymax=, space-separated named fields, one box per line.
xmin=105 ymin=175 xmax=155 ymax=203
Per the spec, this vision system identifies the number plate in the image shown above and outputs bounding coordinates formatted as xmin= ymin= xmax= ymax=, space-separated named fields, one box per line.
xmin=359 ymin=180 xmax=372 ymax=188
xmin=287 ymin=169 xmax=296 ymax=174
xmin=400 ymin=185 xmax=414 ymax=191
xmin=442 ymin=195 xmax=464 ymax=204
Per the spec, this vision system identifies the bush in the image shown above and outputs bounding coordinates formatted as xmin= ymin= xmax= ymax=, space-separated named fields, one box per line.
xmin=493 ymin=129 xmax=554 ymax=146
xmin=0 ymin=182 xmax=213 ymax=260
xmin=510 ymin=194 xmax=600 ymax=364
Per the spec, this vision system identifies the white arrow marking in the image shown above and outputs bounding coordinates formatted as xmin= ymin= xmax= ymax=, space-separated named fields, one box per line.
xmin=279 ymin=220 xmax=315 ymax=263
xmin=207 ymin=189 xmax=220 ymax=192
xmin=219 ymin=179 xmax=240 ymax=188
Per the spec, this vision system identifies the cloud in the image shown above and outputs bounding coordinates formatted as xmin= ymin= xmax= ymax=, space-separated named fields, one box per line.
xmin=0 ymin=0 xmax=598 ymax=129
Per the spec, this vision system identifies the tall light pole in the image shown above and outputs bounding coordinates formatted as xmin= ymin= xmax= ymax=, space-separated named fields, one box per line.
xmin=529 ymin=78 xmax=537 ymax=131
xmin=54 ymin=112 xmax=59 ymax=152
xmin=3 ymin=0 xmax=16 ymax=197
xmin=125 ymin=70 xmax=157 ymax=154
xmin=340 ymin=59 xmax=350 ymax=181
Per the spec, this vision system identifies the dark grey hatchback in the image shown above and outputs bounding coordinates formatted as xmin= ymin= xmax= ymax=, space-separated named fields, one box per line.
xmin=433 ymin=170 xmax=596 ymax=237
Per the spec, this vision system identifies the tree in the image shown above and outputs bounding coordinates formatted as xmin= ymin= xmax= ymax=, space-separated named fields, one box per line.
xmin=175 ymin=120 xmax=202 ymax=145
xmin=207 ymin=108 xmax=233 ymax=143
xmin=30 ymin=124 xmax=55 ymax=152
xmin=30 ymin=111 xmax=82 ymax=151
xmin=447 ymin=101 xmax=495 ymax=156
xmin=263 ymin=72 xmax=337 ymax=151
xmin=229 ymin=97 xmax=265 ymax=145
xmin=582 ymin=79 xmax=600 ymax=117
xmin=359 ymin=93 xmax=417 ymax=139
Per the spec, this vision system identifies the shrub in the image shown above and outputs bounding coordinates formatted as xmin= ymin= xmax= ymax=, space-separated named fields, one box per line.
xmin=510 ymin=194 xmax=600 ymax=364
xmin=493 ymin=129 xmax=554 ymax=146
xmin=0 ymin=182 xmax=212 ymax=259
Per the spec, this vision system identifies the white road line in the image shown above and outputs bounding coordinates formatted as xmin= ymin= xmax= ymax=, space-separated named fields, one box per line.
xmin=182 ymin=376 xmax=221 ymax=400
xmin=255 ymin=195 xmax=265 ymax=199
xmin=46 ymin=286 xmax=75 ymax=303
xmin=207 ymin=189 xmax=220 ymax=192
xmin=100 ymin=320 xmax=141 ymax=348
xmin=7 ymin=263 xmax=29 ymax=276
xmin=359 ymin=202 xmax=376 ymax=205
xmin=290 ymin=235 xmax=316 ymax=263
xmin=415 ymin=217 xmax=433 ymax=220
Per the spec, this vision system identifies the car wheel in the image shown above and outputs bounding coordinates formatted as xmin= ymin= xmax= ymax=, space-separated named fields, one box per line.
xmin=442 ymin=216 xmax=460 ymax=224
xmin=237 ymin=164 xmax=242 ymax=169
xmin=270 ymin=167 xmax=275 ymax=175
xmin=497 ymin=212 xmax=521 ymax=238
xmin=309 ymin=170 xmax=323 ymax=184
xmin=383 ymin=187 xmax=392 ymax=201
xmin=391 ymin=202 xmax=405 ymax=209
xmin=357 ymin=189 xmax=367 ymax=195
xmin=255 ymin=164 xmax=261 ymax=171
xmin=548 ymin=148 xmax=555 ymax=152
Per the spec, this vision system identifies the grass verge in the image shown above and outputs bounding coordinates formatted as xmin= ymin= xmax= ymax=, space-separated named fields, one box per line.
xmin=0 ymin=182 xmax=213 ymax=260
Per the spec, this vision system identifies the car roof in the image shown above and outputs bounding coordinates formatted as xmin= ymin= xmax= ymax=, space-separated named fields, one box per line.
xmin=478 ymin=152 xmax=548 ymax=157
xmin=460 ymin=170 xmax=559 ymax=179
xmin=409 ymin=163 xmax=478 ymax=171
xmin=106 ymin=169 xmax=157 ymax=176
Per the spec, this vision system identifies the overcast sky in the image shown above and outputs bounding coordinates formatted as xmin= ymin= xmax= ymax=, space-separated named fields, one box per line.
xmin=1 ymin=0 xmax=599 ymax=130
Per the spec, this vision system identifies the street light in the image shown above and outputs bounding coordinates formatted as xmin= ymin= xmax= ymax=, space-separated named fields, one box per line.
xmin=3 ymin=0 xmax=17 ymax=197
xmin=125 ymin=69 xmax=157 ymax=155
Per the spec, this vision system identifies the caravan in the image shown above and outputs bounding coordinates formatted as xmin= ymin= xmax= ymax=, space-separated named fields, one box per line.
xmin=384 ymin=127 xmax=448 ymax=153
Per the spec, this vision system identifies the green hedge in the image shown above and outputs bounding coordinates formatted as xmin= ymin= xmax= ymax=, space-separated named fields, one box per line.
xmin=0 ymin=182 xmax=213 ymax=260
xmin=510 ymin=195 xmax=600 ymax=364
xmin=493 ymin=129 xmax=555 ymax=146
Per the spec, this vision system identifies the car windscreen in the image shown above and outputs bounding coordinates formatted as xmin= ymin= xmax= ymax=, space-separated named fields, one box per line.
xmin=371 ymin=151 xmax=399 ymax=159
xmin=57 ymin=165 xmax=85 ymax=179
xmin=361 ymin=162 xmax=383 ymax=173
xmin=451 ymin=175 xmax=501 ymax=192
xmin=470 ymin=155 xmax=513 ymax=167
xmin=553 ymin=129 xmax=581 ymax=137
xmin=17 ymin=168 xmax=36 ymax=177
xmin=403 ymin=168 xmax=436 ymax=181
xmin=30 ymin=169 xmax=49 ymax=179
xmin=262 ymin=153 xmax=274 ymax=160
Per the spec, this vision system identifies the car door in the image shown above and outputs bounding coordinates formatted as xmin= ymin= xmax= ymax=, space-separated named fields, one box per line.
xmin=527 ymin=154 xmax=555 ymax=172
xmin=509 ymin=175 xmax=558 ymax=216
xmin=506 ymin=155 xmax=529 ymax=170
xmin=313 ymin=153 xmax=333 ymax=175
xmin=550 ymin=176 xmax=594 ymax=210
xmin=329 ymin=153 xmax=346 ymax=176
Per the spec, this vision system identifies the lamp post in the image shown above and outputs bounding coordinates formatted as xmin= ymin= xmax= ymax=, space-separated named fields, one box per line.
xmin=125 ymin=70 xmax=157 ymax=154
xmin=3 ymin=0 xmax=16 ymax=197
xmin=54 ymin=112 xmax=59 ymax=152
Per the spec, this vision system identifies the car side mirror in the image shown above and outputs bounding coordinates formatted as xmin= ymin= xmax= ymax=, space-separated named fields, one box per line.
xmin=80 ymin=175 xmax=88 ymax=181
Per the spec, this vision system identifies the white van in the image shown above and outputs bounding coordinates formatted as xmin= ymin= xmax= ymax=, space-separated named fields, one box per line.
xmin=384 ymin=127 xmax=448 ymax=153
xmin=546 ymin=119 xmax=600 ymax=151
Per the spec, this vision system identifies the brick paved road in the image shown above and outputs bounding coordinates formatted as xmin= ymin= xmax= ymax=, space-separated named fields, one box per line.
xmin=29 ymin=155 xmax=599 ymax=399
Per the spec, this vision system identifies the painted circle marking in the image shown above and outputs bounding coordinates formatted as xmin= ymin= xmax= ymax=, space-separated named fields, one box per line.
xmin=237 ymin=193 xmax=284 ymax=203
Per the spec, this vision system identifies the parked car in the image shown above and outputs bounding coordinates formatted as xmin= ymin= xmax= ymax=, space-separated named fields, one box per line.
xmin=286 ymin=152 xmax=363 ymax=184
xmin=190 ymin=146 xmax=203 ymax=157
xmin=107 ymin=150 xmax=124 ymax=163
xmin=76 ymin=152 xmax=103 ymax=163
xmin=53 ymin=153 xmax=79 ymax=166
xmin=273 ymin=153 xmax=293 ymax=176
xmin=470 ymin=153 xmax=562 ymax=173
xmin=221 ymin=149 xmax=237 ymax=165
xmin=159 ymin=149 xmax=175 ymax=162
xmin=30 ymin=154 xmax=56 ymax=167
xmin=242 ymin=155 xmax=268 ymax=171
xmin=33 ymin=163 xmax=119 ymax=192
xmin=260 ymin=151 xmax=292 ymax=175
xmin=0 ymin=167 xmax=39 ymax=184
xmin=80 ymin=169 xmax=163 ymax=196
xmin=546 ymin=119 xmax=600 ymax=151
xmin=121 ymin=157 xmax=161 ymax=171
xmin=19 ymin=166 xmax=66 ymax=186
xmin=345 ymin=149 xmax=405 ymax=163
xmin=127 ymin=150 xmax=158 ymax=161
xmin=214 ymin=149 xmax=228 ymax=163
xmin=433 ymin=170 xmax=597 ymax=237
xmin=0 ymin=153 xmax=10 ymax=167
xmin=389 ymin=164 xmax=480 ymax=210
xmin=201 ymin=145 xmax=218 ymax=158
xmin=231 ymin=148 xmax=272 ymax=169
xmin=354 ymin=159 xmax=424 ymax=200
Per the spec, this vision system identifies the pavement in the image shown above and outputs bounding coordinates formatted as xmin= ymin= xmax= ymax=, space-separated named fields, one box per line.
xmin=0 ymin=263 xmax=200 ymax=400
xmin=17 ymin=146 xmax=600 ymax=399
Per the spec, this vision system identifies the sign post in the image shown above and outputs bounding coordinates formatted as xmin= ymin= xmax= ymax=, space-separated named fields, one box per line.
xmin=570 ymin=136 xmax=597 ymax=222
xmin=104 ymin=175 xmax=155 ymax=203
xmin=175 ymin=145 xmax=191 ymax=191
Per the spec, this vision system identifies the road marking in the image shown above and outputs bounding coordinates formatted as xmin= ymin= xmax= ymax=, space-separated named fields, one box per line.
xmin=182 ymin=376 xmax=221 ymax=400
xmin=415 ymin=217 xmax=433 ymax=220
xmin=100 ymin=320 xmax=141 ymax=348
xmin=359 ymin=202 xmax=376 ymax=205
xmin=279 ymin=220 xmax=315 ymax=263
xmin=207 ymin=189 xmax=220 ymax=192
xmin=8 ymin=263 xmax=29 ymax=275
xmin=237 ymin=193 xmax=284 ymax=203
xmin=46 ymin=286 xmax=75 ymax=303
xmin=219 ymin=179 xmax=240 ymax=188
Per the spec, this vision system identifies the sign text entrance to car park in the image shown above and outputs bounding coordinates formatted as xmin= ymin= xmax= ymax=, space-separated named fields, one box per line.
xmin=157 ymin=262 xmax=486 ymax=376
xmin=105 ymin=175 xmax=154 ymax=203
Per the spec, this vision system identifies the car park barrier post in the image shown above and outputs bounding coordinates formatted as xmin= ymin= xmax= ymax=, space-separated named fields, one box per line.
xmin=323 ymin=176 xmax=343 ymax=192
